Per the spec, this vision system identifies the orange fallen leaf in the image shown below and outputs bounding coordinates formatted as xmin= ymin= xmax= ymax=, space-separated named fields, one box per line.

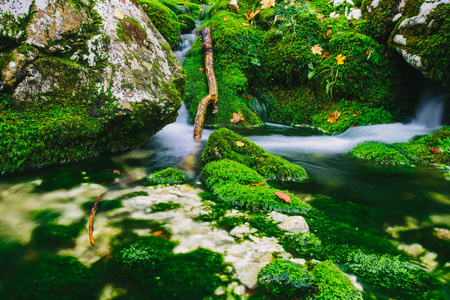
xmin=199 ymin=67 xmax=204 ymax=72
xmin=275 ymin=191 xmax=291 ymax=203
xmin=327 ymin=110 xmax=340 ymax=123
xmin=236 ymin=141 xmax=245 ymax=147
xmin=152 ymin=230 xmax=164 ymax=236
xmin=430 ymin=148 xmax=440 ymax=154
xmin=242 ymin=23 xmax=250 ymax=27
xmin=106 ymin=169 xmax=122 ymax=175
xmin=354 ymin=25 xmax=359 ymax=30
xmin=366 ymin=50 xmax=370 ymax=56
xmin=249 ymin=182 xmax=265 ymax=186
xmin=326 ymin=29 xmax=332 ymax=36
xmin=224 ymin=17 xmax=229 ymax=21
xmin=247 ymin=94 xmax=252 ymax=99
xmin=285 ymin=23 xmax=291 ymax=27
xmin=353 ymin=114 xmax=359 ymax=117
xmin=351 ymin=124 xmax=356 ymax=127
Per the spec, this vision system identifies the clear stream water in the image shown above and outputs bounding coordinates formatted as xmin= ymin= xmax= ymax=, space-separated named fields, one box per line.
xmin=0 ymin=25 xmax=449 ymax=298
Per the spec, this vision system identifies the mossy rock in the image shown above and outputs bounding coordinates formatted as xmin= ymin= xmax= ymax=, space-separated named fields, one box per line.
xmin=138 ymin=0 xmax=181 ymax=48
xmin=202 ymin=128 xmax=309 ymax=182
xmin=258 ymin=260 xmax=315 ymax=300
xmin=282 ymin=232 xmax=322 ymax=258
xmin=202 ymin=159 xmax=312 ymax=214
xmin=178 ymin=14 xmax=196 ymax=34
xmin=144 ymin=167 xmax=189 ymax=185
xmin=351 ymin=141 xmax=411 ymax=165
xmin=31 ymin=222 xmax=84 ymax=250
xmin=311 ymin=260 xmax=363 ymax=300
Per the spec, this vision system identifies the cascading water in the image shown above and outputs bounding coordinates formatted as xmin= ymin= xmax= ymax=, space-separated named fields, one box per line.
xmin=247 ymin=89 xmax=448 ymax=153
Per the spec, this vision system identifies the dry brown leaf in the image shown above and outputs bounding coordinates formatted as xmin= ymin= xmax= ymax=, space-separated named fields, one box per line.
xmin=260 ymin=0 xmax=276 ymax=10
xmin=327 ymin=110 xmax=340 ymax=123
xmin=326 ymin=29 xmax=332 ymax=36
xmin=275 ymin=191 xmax=291 ymax=203
xmin=246 ymin=9 xmax=260 ymax=21
xmin=230 ymin=112 xmax=244 ymax=123
xmin=236 ymin=141 xmax=245 ymax=147
xmin=242 ymin=23 xmax=250 ymax=27
xmin=114 ymin=9 xmax=124 ymax=19
xmin=311 ymin=44 xmax=323 ymax=55
xmin=152 ymin=230 xmax=164 ymax=236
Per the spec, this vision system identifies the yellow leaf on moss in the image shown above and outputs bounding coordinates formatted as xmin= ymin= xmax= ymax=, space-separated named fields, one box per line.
xmin=327 ymin=110 xmax=340 ymax=123
xmin=336 ymin=54 xmax=346 ymax=65
xmin=236 ymin=141 xmax=245 ymax=147
xmin=242 ymin=23 xmax=250 ymax=27
xmin=230 ymin=112 xmax=245 ymax=123
xmin=260 ymin=0 xmax=276 ymax=10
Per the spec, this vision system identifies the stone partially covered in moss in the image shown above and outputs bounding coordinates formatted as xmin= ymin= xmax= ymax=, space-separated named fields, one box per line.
xmin=351 ymin=141 xmax=411 ymax=165
xmin=282 ymin=232 xmax=322 ymax=259
xmin=202 ymin=128 xmax=309 ymax=183
xmin=350 ymin=127 xmax=450 ymax=166
xmin=0 ymin=0 xmax=185 ymax=174
xmin=156 ymin=247 xmax=228 ymax=299
xmin=112 ymin=236 xmax=175 ymax=281
xmin=202 ymin=159 xmax=312 ymax=214
xmin=144 ymin=167 xmax=189 ymax=185
xmin=17 ymin=255 xmax=97 ymax=300
xmin=311 ymin=260 xmax=363 ymax=300
xmin=138 ymin=0 xmax=181 ymax=48
xmin=258 ymin=260 xmax=315 ymax=300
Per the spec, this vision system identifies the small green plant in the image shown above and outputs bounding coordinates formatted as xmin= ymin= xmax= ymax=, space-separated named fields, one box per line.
xmin=144 ymin=167 xmax=189 ymax=185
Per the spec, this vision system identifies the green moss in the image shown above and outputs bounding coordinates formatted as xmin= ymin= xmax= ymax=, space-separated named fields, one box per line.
xmin=344 ymin=250 xmax=441 ymax=299
xmin=150 ymin=201 xmax=182 ymax=212
xmin=116 ymin=17 xmax=148 ymax=47
xmin=138 ymin=0 xmax=181 ymax=48
xmin=29 ymin=209 xmax=62 ymax=224
xmin=351 ymin=141 xmax=411 ymax=165
xmin=31 ymin=221 xmax=84 ymax=250
xmin=282 ymin=232 xmax=322 ymax=258
xmin=81 ymin=199 xmax=122 ymax=213
xmin=17 ymin=255 xmax=98 ymax=300
xmin=155 ymin=248 xmax=228 ymax=299
xmin=112 ymin=236 xmax=175 ymax=281
xmin=258 ymin=260 xmax=314 ymax=300
xmin=178 ymin=14 xmax=196 ymax=34
xmin=144 ymin=167 xmax=189 ymax=185
xmin=312 ymin=260 xmax=363 ymax=300
xmin=360 ymin=0 xmax=400 ymax=43
xmin=202 ymin=159 xmax=311 ymax=214
xmin=202 ymin=128 xmax=309 ymax=183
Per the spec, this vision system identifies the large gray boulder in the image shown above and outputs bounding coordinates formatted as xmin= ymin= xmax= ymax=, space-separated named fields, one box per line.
xmin=0 ymin=0 xmax=186 ymax=173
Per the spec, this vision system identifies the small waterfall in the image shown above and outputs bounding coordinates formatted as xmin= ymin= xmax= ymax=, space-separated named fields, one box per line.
xmin=248 ymin=86 xmax=448 ymax=154
xmin=174 ymin=21 xmax=202 ymax=65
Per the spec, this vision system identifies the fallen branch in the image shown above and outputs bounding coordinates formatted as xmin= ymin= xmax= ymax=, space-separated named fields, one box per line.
xmin=193 ymin=27 xmax=218 ymax=142
xmin=89 ymin=192 xmax=106 ymax=246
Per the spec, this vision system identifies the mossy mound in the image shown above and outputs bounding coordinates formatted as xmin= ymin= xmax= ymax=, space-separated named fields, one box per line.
xmin=144 ymin=167 xmax=189 ymax=185
xmin=350 ymin=126 xmax=450 ymax=166
xmin=178 ymin=14 xmax=196 ymax=34
xmin=351 ymin=141 xmax=412 ymax=165
xmin=258 ymin=260 xmax=315 ymax=299
xmin=31 ymin=221 xmax=84 ymax=250
xmin=311 ymin=260 xmax=363 ymax=300
xmin=138 ymin=0 xmax=181 ymax=48
xmin=202 ymin=128 xmax=309 ymax=182
xmin=202 ymin=159 xmax=312 ymax=214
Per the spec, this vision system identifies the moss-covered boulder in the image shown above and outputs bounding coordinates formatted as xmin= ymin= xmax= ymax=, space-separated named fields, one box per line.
xmin=202 ymin=128 xmax=309 ymax=182
xmin=138 ymin=0 xmax=181 ymax=48
xmin=361 ymin=0 xmax=450 ymax=91
xmin=350 ymin=126 xmax=450 ymax=166
xmin=178 ymin=13 xmax=196 ymax=34
xmin=0 ymin=0 xmax=185 ymax=173
xmin=144 ymin=167 xmax=189 ymax=185
xmin=258 ymin=260 xmax=315 ymax=299
xmin=202 ymin=159 xmax=312 ymax=214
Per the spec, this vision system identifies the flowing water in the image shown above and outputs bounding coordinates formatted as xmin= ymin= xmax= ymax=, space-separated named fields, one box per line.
xmin=0 ymin=23 xmax=449 ymax=298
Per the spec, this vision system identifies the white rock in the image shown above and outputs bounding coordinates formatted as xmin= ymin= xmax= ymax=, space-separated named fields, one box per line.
xmin=269 ymin=211 xmax=288 ymax=223
xmin=278 ymin=216 xmax=309 ymax=234
xmin=229 ymin=223 xmax=258 ymax=238
xmin=393 ymin=34 xmax=407 ymax=45
xmin=393 ymin=13 xmax=402 ymax=22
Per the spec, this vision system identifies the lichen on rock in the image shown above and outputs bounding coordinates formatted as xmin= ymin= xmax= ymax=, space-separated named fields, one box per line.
xmin=0 ymin=0 xmax=186 ymax=173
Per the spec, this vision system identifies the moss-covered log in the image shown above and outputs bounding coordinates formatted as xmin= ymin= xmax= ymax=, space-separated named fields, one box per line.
xmin=193 ymin=27 xmax=218 ymax=141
